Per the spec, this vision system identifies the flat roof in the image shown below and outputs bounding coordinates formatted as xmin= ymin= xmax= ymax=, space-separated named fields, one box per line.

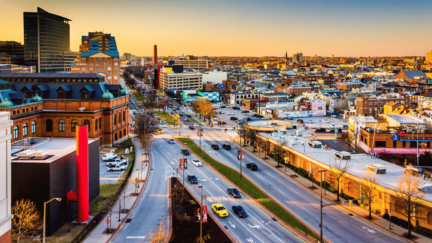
xmin=384 ymin=114 xmax=426 ymax=125
xmin=257 ymin=132 xmax=432 ymax=202
xmin=11 ymin=137 xmax=97 ymax=164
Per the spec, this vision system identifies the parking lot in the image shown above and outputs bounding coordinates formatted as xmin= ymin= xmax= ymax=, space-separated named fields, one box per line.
xmin=99 ymin=154 xmax=129 ymax=184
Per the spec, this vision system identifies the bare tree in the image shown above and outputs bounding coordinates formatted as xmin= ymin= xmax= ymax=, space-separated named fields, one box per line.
xmin=149 ymin=220 xmax=171 ymax=243
xmin=132 ymin=178 xmax=140 ymax=194
xmin=357 ymin=173 xmax=379 ymax=220
xmin=271 ymin=138 xmax=287 ymax=167
xmin=393 ymin=171 xmax=425 ymax=238
xmin=11 ymin=199 xmax=42 ymax=243
xmin=329 ymin=158 xmax=352 ymax=201
xmin=133 ymin=109 xmax=159 ymax=144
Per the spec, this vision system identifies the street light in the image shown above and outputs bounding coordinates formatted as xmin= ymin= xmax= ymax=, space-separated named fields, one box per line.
xmin=42 ymin=198 xmax=62 ymax=243
xmin=318 ymin=169 xmax=327 ymax=243
xmin=182 ymin=143 xmax=187 ymax=189
xmin=199 ymin=184 xmax=203 ymax=243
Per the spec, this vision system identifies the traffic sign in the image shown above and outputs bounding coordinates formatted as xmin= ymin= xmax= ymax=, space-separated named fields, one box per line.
xmin=179 ymin=159 xmax=183 ymax=170
xmin=241 ymin=150 xmax=245 ymax=160
xmin=284 ymin=157 xmax=288 ymax=161
xmin=203 ymin=206 xmax=208 ymax=223
xmin=106 ymin=219 xmax=110 ymax=224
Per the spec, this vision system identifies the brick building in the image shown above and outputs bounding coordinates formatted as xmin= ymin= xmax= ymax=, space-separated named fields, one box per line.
xmin=355 ymin=94 xmax=409 ymax=117
xmin=0 ymin=73 xmax=129 ymax=146
xmin=286 ymin=85 xmax=312 ymax=95
xmin=222 ymin=80 xmax=237 ymax=92
xmin=241 ymin=98 xmax=259 ymax=111
xmin=335 ymin=82 xmax=361 ymax=91
xmin=71 ymin=32 xmax=120 ymax=84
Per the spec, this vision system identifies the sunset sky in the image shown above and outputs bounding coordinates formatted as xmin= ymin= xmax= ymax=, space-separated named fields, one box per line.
xmin=1 ymin=0 xmax=431 ymax=57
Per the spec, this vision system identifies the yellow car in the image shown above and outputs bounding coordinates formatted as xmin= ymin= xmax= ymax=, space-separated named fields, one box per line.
xmin=212 ymin=203 xmax=229 ymax=218
xmin=157 ymin=129 xmax=163 ymax=134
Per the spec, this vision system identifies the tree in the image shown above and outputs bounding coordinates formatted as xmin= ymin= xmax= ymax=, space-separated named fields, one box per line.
xmin=357 ymin=173 xmax=379 ymax=220
xmin=271 ymin=138 xmax=286 ymax=167
xmin=329 ymin=158 xmax=352 ymax=201
xmin=393 ymin=171 xmax=425 ymax=238
xmin=190 ymin=99 xmax=215 ymax=122
xmin=149 ymin=220 xmax=171 ymax=243
xmin=12 ymin=199 xmax=42 ymax=243
xmin=238 ymin=123 xmax=247 ymax=146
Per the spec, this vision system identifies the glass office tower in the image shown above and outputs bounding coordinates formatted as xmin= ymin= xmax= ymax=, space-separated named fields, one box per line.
xmin=24 ymin=8 xmax=72 ymax=73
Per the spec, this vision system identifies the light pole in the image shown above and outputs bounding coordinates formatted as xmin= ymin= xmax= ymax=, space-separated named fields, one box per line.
xmin=199 ymin=184 xmax=203 ymax=243
xmin=43 ymin=198 xmax=62 ymax=243
xmin=318 ymin=169 xmax=327 ymax=243
xmin=389 ymin=202 xmax=392 ymax=230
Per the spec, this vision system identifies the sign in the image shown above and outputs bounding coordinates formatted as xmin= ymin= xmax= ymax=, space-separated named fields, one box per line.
xmin=106 ymin=219 xmax=110 ymax=224
xmin=241 ymin=150 xmax=245 ymax=160
xmin=179 ymin=159 xmax=183 ymax=170
xmin=184 ymin=158 xmax=188 ymax=169
xmin=284 ymin=157 xmax=288 ymax=161
xmin=242 ymin=99 xmax=250 ymax=103
xmin=237 ymin=151 xmax=241 ymax=160
xmin=392 ymin=134 xmax=400 ymax=141
xmin=220 ymin=84 xmax=225 ymax=88
xmin=203 ymin=206 xmax=208 ymax=223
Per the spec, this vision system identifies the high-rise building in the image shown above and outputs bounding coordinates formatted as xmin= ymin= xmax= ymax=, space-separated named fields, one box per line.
xmin=123 ymin=53 xmax=132 ymax=61
xmin=24 ymin=7 xmax=74 ymax=73
xmin=292 ymin=52 xmax=303 ymax=63
xmin=71 ymin=32 xmax=120 ymax=84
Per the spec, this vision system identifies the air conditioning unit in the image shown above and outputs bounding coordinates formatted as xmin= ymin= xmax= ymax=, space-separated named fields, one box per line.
xmin=16 ymin=150 xmax=35 ymax=160
xmin=295 ymin=130 xmax=303 ymax=137
xmin=367 ymin=164 xmax=386 ymax=174
xmin=308 ymin=140 xmax=322 ymax=148
xmin=335 ymin=151 xmax=351 ymax=160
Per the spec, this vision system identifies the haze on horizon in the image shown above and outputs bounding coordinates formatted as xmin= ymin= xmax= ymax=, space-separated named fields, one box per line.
xmin=1 ymin=0 xmax=431 ymax=57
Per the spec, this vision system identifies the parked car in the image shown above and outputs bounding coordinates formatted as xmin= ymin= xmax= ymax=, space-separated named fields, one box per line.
xmin=191 ymin=159 xmax=202 ymax=167
xmin=102 ymin=151 xmax=117 ymax=161
xmin=220 ymin=105 xmax=227 ymax=108
xmin=230 ymin=117 xmax=238 ymax=121
xmin=343 ymin=125 xmax=349 ymax=129
xmin=104 ymin=155 xmax=124 ymax=162
xmin=189 ymin=125 xmax=195 ymax=130
xmin=232 ymin=205 xmax=247 ymax=218
xmin=217 ymin=121 xmax=227 ymax=125
xmin=168 ymin=139 xmax=175 ymax=144
xmin=186 ymin=114 xmax=192 ymax=117
xmin=232 ymin=107 xmax=240 ymax=110
xmin=179 ymin=113 xmax=183 ymax=116
xmin=307 ymin=119 xmax=313 ymax=123
xmin=211 ymin=144 xmax=219 ymax=150
xmin=329 ymin=124 xmax=336 ymax=128
xmin=157 ymin=128 xmax=163 ymax=134
xmin=212 ymin=203 xmax=229 ymax=217
xmin=187 ymin=175 xmax=198 ymax=184
xmin=246 ymin=163 xmax=258 ymax=171
xmin=331 ymin=115 xmax=336 ymax=118
xmin=322 ymin=119 xmax=329 ymax=123
xmin=222 ymin=144 xmax=231 ymax=150
xmin=241 ymin=110 xmax=249 ymax=113
xmin=107 ymin=164 xmax=126 ymax=172
xmin=182 ymin=149 xmax=190 ymax=155
xmin=194 ymin=123 xmax=199 ymax=127
xmin=314 ymin=128 xmax=326 ymax=133
xmin=106 ymin=158 xmax=127 ymax=167
xmin=184 ymin=118 xmax=189 ymax=121
xmin=227 ymin=187 xmax=241 ymax=198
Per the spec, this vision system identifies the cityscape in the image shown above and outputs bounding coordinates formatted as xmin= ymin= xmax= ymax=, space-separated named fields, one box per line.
xmin=1 ymin=1 xmax=432 ymax=243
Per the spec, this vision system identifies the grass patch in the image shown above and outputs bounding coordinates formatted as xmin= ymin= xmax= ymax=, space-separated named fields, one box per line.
xmin=132 ymin=92 xmax=146 ymax=102
xmin=155 ymin=111 xmax=177 ymax=125
xmin=178 ymin=137 xmax=319 ymax=241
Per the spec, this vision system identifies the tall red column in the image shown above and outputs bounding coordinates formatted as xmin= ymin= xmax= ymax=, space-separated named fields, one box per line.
xmin=76 ymin=125 xmax=90 ymax=222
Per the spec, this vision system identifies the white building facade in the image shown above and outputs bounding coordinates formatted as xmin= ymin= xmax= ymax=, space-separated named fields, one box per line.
xmin=0 ymin=112 xmax=13 ymax=242
xmin=202 ymin=70 xmax=228 ymax=84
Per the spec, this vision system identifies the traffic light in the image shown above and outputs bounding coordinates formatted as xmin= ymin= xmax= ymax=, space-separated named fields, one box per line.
xmin=349 ymin=200 xmax=353 ymax=207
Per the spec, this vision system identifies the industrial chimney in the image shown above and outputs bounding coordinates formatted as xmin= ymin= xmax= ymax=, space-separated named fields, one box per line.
xmin=153 ymin=45 xmax=157 ymax=65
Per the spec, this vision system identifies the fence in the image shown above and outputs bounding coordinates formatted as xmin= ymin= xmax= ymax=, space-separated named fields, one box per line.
xmin=71 ymin=142 xmax=135 ymax=243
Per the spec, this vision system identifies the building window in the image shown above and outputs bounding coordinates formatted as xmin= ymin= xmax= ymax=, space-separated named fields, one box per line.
xmin=95 ymin=67 xmax=99 ymax=70
xmin=83 ymin=119 xmax=91 ymax=132
xmin=395 ymin=200 xmax=404 ymax=214
xmin=114 ymin=114 xmax=117 ymax=125
xmin=123 ymin=111 xmax=125 ymax=122
xmin=119 ymin=130 xmax=122 ymax=138
xmin=71 ymin=119 xmax=78 ymax=132
xmin=13 ymin=111 xmax=15 ymax=115
xmin=115 ymin=133 xmax=118 ymax=141
xmin=23 ymin=123 xmax=28 ymax=137
xmin=124 ymin=128 xmax=126 ymax=136
xmin=13 ymin=126 xmax=18 ymax=139
xmin=410 ymin=142 xmax=416 ymax=148
xmin=108 ymin=67 xmax=111 ymax=70
xmin=99 ymin=118 xmax=102 ymax=129
xmin=114 ymin=62 xmax=118 ymax=66
xmin=375 ymin=141 xmax=386 ymax=147
xmin=428 ymin=142 xmax=430 ymax=148
xmin=89 ymin=67 xmax=93 ymax=71
xmin=118 ymin=113 xmax=122 ymax=123
xmin=393 ymin=141 xmax=397 ymax=148
xmin=102 ymin=62 xmax=105 ymax=66
xmin=348 ymin=182 xmax=353 ymax=193
xmin=82 ymin=67 xmax=86 ymax=71
xmin=403 ymin=141 xmax=406 ymax=148
xmin=95 ymin=58 xmax=99 ymax=61
xmin=82 ymin=57 xmax=86 ymax=61
xmin=428 ymin=212 xmax=432 ymax=225
xmin=95 ymin=119 xmax=98 ymax=131
xmin=102 ymin=58 xmax=106 ymax=61
xmin=59 ymin=119 xmax=65 ymax=132
xmin=32 ymin=121 xmax=36 ymax=134
xmin=46 ymin=119 xmax=53 ymax=132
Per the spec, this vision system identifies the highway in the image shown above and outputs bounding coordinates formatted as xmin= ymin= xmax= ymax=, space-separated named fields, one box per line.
xmin=112 ymin=127 xmax=305 ymax=243
xmin=186 ymin=129 xmax=407 ymax=243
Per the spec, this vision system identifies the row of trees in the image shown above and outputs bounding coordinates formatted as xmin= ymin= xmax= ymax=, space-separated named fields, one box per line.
xmin=190 ymin=99 xmax=215 ymax=124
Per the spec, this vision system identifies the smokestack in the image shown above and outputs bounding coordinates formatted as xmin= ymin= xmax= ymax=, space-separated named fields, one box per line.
xmin=153 ymin=45 xmax=157 ymax=65
xmin=76 ymin=125 xmax=89 ymax=223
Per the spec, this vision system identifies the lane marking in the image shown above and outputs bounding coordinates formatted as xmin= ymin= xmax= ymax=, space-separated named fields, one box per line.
xmin=126 ymin=236 xmax=146 ymax=239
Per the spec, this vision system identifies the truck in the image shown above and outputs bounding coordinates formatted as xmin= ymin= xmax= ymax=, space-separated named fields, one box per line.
xmin=107 ymin=164 xmax=126 ymax=172
xmin=106 ymin=158 xmax=127 ymax=167
xmin=102 ymin=150 xmax=117 ymax=161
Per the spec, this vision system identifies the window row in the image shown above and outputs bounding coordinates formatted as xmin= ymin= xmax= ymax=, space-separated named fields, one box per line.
xmin=45 ymin=118 xmax=101 ymax=133
xmin=12 ymin=106 xmax=38 ymax=116
xmin=114 ymin=111 xmax=126 ymax=125
xmin=13 ymin=121 xmax=36 ymax=140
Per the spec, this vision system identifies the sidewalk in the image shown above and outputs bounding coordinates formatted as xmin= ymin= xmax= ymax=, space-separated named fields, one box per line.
xmin=233 ymin=140 xmax=429 ymax=243
xmin=84 ymin=138 xmax=149 ymax=243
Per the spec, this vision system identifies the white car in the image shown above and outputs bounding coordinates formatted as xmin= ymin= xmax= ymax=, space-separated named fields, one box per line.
xmin=331 ymin=115 xmax=337 ymax=118
xmin=192 ymin=159 xmax=203 ymax=167
xmin=330 ymin=124 xmax=336 ymax=128
xmin=194 ymin=123 xmax=199 ymax=127
xmin=307 ymin=119 xmax=313 ymax=123
xmin=322 ymin=119 xmax=329 ymax=123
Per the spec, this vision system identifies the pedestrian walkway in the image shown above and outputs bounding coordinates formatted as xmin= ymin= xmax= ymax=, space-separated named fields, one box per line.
xmin=84 ymin=138 xmax=149 ymax=243
xmin=233 ymin=140 xmax=430 ymax=243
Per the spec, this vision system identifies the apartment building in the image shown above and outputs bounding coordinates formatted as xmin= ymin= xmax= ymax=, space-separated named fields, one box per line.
xmin=335 ymin=82 xmax=361 ymax=91
xmin=160 ymin=72 xmax=202 ymax=91
xmin=356 ymin=94 xmax=409 ymax=117
xmin=173 ymin=60 xmax=208 ymax=69
xmin=71 ymin=32 xmax=120 ymax=84
xmin=286 ymin=85 xmax=312 ymax=95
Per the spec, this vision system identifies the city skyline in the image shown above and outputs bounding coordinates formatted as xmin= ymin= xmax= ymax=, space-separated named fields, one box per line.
xmin=1 ymin=0 xmax=432 ymax=57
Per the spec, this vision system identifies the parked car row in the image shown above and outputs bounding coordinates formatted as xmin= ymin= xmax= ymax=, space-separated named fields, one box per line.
xmin=102 ymin=151 xmax=127 ymax=172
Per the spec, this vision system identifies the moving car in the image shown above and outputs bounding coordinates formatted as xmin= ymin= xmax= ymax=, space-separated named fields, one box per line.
xmin=168 ymin=139 xmax=175 ymax=144
xmin=187 ymin=175 xmax=198 ymax=184
xmin=227 ymin=187 xmax=241 ymax=198
xmin=241 ymin=110 xmax=249 ymax=113
xmin=191 ymin=159 xmax=203 ymax=167
xmin=184 ymin=118 xmax=190 ymax=121
xmin=182 ymin=149 xmax=190 ymax=155
xmin=211 ymin=144 xmax=219 ymax=150
xmin=157 ymin=128 xmax=163 ymax=134
xmin=189 ymin=125 xmax=195 ymax=130
xmin=314 ymin=128 xmax=326 ymax=133
xmin=232 ymin=106 xmax=240 ymax=110
xmin=246 ymin=163 xmax=258 ymax=171
xmin=212 ymin=203 xmax=229 ymax=218
xmin=232 ymin=205 xmax=247 ymax=218
xmin=107 ymin=164 xmax=126 ymax=172
xmin=187 ymin=114 xmax=192 ymax=117
xmin=220 ymin=105 xmax=227 ymax=108
xmin=222 ymin=144 xmax=231 ymax=150
xmin=217 ymin=121 xmax=227 ymax=125
xmin=194 ymin=123 xmax=199 ymax=127
xmin=330 ymin=124 xmax=336 ymax=128
xmin=307 ymin=119 xmax=313 ymax=123
xmin=230 ymin=117 xmax=238 ymax=121
xmin=322 ymin=119 xmax=329 ymax=123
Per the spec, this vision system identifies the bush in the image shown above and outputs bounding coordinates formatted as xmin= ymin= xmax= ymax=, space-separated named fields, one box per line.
xmin=296 ymin=168 xmax=309 ymax=178
xmin=415 ymin=225 xmax=432 ymax=238
xmin=383 ymin=214 xmax=413 ymax=229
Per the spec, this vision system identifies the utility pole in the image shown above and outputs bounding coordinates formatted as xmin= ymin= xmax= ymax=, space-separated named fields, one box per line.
xmin=318 ymin=169 xmax=327 ymax=243
xmin=199 ymin=184 xmax=203 ymax=243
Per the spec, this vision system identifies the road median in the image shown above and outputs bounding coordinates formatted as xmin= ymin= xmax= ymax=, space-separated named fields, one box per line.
xmin=176 ymin=136 xmax=321 ymax=242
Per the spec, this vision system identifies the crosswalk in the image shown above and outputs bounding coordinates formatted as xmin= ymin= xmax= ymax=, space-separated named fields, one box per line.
xmin=152 ymin=134 xmax=172 ymax=139
xmin=190 ymin=135 xmax=232 ymax=142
